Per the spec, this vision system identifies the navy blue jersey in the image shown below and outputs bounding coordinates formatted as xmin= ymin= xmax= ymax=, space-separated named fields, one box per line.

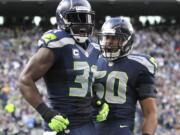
xmin=38 ymin=29 xmax=100 ymax=128
xmin=94 ymin=54 xmax=157 ymax=129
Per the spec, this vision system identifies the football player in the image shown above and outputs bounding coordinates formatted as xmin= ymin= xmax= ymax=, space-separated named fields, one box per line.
xmin=19 ymin=0 xmax=108 ymax=135
xmin=93 ymin=17 xmax=158 ymax=135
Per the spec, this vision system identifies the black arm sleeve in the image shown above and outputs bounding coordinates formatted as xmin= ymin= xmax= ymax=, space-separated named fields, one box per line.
xmin=136 ymin=72 xmax=157 ymax=100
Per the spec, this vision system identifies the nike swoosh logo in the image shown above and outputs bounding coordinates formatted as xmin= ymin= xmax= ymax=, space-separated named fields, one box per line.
xmin=120 ymin=125 xmax=128 ymax=128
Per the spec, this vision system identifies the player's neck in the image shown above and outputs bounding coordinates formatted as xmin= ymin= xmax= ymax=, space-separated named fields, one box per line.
xmin=78 ymin=40 xmax=89 ymax=50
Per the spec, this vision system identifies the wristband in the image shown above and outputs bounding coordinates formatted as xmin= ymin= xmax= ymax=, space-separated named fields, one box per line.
xmin=36 ymin=102 xmax=58 ymax=122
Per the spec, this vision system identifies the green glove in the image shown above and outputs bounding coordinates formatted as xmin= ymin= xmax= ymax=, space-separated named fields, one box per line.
xmin=48 ymin=115 xmax=69 ymax=133
xmin=36 ymin=103 xmax=70 ymax=133
xmin=96 ymin=101 xmax=109 ymax=122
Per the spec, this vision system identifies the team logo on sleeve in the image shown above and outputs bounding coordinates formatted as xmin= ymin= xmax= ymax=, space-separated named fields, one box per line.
xmin=42 ymin=33 xmax=57 ymax=44
xmin=73 ymin=49 xmax=80 ymax=59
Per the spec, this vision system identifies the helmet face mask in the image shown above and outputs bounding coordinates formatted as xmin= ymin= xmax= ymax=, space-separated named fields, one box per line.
xmin=56 ymin=0 xmax=95 ymax=43
xmin=98 ymin=17 xmax=134 ymax=61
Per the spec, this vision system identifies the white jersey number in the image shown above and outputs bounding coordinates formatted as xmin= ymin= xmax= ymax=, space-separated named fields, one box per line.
xmin=69 ymin=62 xmax=95 ymax=97
xmin=95 ymin=71 xmax=128 ymax=104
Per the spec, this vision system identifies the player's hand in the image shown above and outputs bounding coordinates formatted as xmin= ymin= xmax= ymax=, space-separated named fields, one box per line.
xmin=48 ymin=115 xmax=70 ymax=133
xmin=96 ymin=101 xmax=109 ymax=122
xmin=35 ymin=103 xmax=70 ymax=133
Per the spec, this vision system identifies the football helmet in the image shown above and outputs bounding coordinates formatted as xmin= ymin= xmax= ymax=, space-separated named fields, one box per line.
xmin=98 ymin=17 xmax=134 ymax=61
xmin=56 ymin=0 xmax=95 ymax=43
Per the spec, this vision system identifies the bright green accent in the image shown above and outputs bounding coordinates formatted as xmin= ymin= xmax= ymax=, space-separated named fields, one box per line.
xmin=150 ymin=57 xmax=157 ymax=68
xmin=5 ymin=103 xmax=15 ymax=113
xmin=96 ymin=103 xmax=109 ymax=122
xmin=42 ymin=33 xmax=57 ymax=44
xmin=96 ymin=100 xmax=102 ymax=105
xmin=48 ymin=115 xmax=69 ymax=133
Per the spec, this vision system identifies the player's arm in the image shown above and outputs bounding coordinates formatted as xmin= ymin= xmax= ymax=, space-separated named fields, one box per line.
xmin=136 ymin=56 xmax=158 ymax=135
xmin=140 ymin=98 xmax=157 ymax=135
xmin=19 ymin=48 xmax=53 ymax=108
xmin=19 ymin=48 xmax=69 ymax=132
xmin=137 ymin=79 xmax=158 ymax=135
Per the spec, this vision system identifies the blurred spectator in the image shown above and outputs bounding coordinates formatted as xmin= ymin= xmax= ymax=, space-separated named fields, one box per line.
xmin=0 ymin=25 xmax=179 ymax=134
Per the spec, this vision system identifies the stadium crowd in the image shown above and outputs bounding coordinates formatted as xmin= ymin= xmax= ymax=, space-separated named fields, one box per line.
xmin=0 ymin=23 xmax=180 ymax=135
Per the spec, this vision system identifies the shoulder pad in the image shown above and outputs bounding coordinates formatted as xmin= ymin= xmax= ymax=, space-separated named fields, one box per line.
xmin=128 ymin=54 xmax=157 ymax=74
xmin=41 ymin=33 xmax=58 ymax=44
xmin=38 ymin=29 xmax=75 ymax=48
xmin=91 ymin=43 xmax=100 ymax=51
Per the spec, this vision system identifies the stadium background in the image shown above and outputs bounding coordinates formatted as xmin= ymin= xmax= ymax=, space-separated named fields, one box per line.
xmin=0 ymin=0 xmax=180 ymax=134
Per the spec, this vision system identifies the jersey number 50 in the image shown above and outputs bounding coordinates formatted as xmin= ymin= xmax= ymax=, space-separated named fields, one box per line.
xmin=95 ymin=71 xmax=128 ymax=104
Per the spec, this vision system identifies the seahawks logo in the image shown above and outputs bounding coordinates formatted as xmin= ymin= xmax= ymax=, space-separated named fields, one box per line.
xmin=42 ymin=33 xmax=57 ymax=44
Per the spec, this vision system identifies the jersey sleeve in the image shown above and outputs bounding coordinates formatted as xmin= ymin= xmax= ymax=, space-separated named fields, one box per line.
xmin=37 ymin=31 xmax=60 ymax=60
xmin=134 ymin=55 xmax=158 ymax=100
xmin=37 ymin=30 xmax=75 ymax=61
xmin=136 ymin=70 xmax=157 ymax=100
